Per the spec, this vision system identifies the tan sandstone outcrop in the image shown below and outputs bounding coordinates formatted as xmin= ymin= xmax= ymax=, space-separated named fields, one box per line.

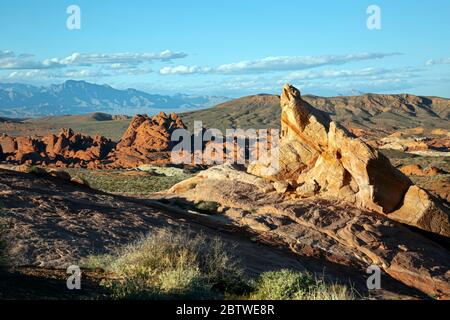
xmin=164 ymin=164 xmax=450 ymax=299
xmin=248 ymin=84 xmax=450 ymax=237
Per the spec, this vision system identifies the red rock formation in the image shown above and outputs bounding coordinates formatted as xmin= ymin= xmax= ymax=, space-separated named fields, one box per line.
xmin=400 ymin=164 xmax=443 ymax=176
xmin=0 ymin=134 xmax=18 ymax=154
xmin=0 ymin=129 xmax=115 ymax=168
xmin=0 ymin=112 xmax=188 ymax=168
xmin=107 ymin=112 xmax=186 ymax=168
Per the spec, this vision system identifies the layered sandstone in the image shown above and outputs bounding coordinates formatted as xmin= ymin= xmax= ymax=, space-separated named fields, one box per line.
xmin=248 ymin=84 xmax=450 ymax=237
xmin=164 ymin=164 xmax=450 ymax=299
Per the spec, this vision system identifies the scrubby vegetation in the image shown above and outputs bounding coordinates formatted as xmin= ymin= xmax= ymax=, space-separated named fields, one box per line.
xmin=27 ymin=165 xmax=47 ymax=175
xmin=194 ymin=201 xmax=220 ymax=215
xmin=84 ymin=228 xmax=356 ymax=300
xmin=65 ymin=169 xmax=193 ymax=194
xmin=0 ymin=202 xmax=10 ymax=268
xmin=250 ymin=269 xmax=356 ymax=300
xmin=83 ymin=229 xmax=249 ymax=299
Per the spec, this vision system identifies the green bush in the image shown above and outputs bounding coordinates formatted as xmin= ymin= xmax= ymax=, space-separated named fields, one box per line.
xmin=250 ymin=269 xmax=355 ymax=300
xmin=194 ymin=201 xmax=220 ymax=215
xmin=83 ymin=231 xmax=355 ymax=301
xmin=83 ymin=228 xmax=249 ymax=299
xmin=64 ymin=168 xmax=192 ymax=194
xmin=27 ymin=165 xmax=47 ymax=175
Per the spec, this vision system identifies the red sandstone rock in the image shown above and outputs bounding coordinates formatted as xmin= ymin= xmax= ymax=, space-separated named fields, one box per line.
xmin=0 ymin=129 xmax=115 ymax=168
xmin=400 ymin=164 xmax=443 ymax=176
xmin=108 ymin=112 xmax=186 ymax=168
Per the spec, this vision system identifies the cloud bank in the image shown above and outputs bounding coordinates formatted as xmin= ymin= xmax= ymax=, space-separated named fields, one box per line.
xmin=426 ymin=58 xmax=450 ymax=66
xmin=0 ymin=49 xmax=187 ymax=70
xmin=159 ymin=53 xmax=400 ymax=75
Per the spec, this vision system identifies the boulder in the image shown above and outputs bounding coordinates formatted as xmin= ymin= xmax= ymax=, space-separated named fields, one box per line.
xmin=400 ymin=164 xmax=443 ymax=176
xmin=0 ymin=134 xmax=17 ymax=154
xmin=390 ymin=186 xmax=450 ymax=236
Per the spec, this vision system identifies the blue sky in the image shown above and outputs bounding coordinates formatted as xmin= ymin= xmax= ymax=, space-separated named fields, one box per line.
xmin=0 ymin=0 xmax=449 ymax=97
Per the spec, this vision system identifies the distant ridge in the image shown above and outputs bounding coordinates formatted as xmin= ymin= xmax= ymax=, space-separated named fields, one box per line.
xmin=0 ymin=80 xmax=229 ymax=118
xmin=25 ymin=112 xmax=130 ymax=124
xmin=180 ymin=93 xmax=450 ymax=133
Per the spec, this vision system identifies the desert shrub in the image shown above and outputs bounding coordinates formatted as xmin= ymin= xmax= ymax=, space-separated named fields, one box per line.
xmin=27 ymin=165 xmax=46 ymax=175
xmin=194 ymin=201 xmax=220 ymax=215
xmin=187 ymin=183 xmax=197 ymax=190
xmin=84 ymin=228 xmax=249 ymax=299
xmin=250 ymin=269 xmax=355 ymax=300
xmin=0 ymin=202 xmax=10 ymax=268
xmin=64 ymin=169 xmax=192 ymax=194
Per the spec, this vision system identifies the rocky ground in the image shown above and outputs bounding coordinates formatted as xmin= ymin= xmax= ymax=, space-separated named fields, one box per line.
xmin=0 ymin=167 xmax=434 ymax=300
xmin=155 ymin=164 xmax=449 ymax=299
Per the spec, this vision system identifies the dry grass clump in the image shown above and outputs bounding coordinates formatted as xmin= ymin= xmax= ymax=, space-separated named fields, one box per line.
xmin=84 ymin=228 xmax=248 ymax=299
xmin=0 ymin=202 xmax=11 ymax=268
xmin=249 ymin=269 xmax=356 ymax=300
xmin=85 ymin=229 xmax=356 ymax=300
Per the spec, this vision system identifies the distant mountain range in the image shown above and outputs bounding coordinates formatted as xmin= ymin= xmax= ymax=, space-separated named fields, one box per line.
xmin=0 ymin=80 xmax=229 ymax=118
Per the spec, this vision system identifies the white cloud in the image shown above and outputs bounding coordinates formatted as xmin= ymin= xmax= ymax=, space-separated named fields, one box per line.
xmin=426 ymin=58 xmax=450 ymax=66
xmin=282 ymin=67 xmax=420 ymax=82
xmin=0 ymin=49 xmax=187 ymax=70
xmin=7 ymin=70 xmax=44 ymax=79
xmin=55 ymin=50 xmax=187 ymax=67
xmin=0 ymin=50 xmax=63 ymax=69
xmin=160 ymin=65 xmax=212 ymax=75
xmin=159 ymin=53 xmax=400 ymax=75
xmin=5 ymin=66 xmax=153 ymax=81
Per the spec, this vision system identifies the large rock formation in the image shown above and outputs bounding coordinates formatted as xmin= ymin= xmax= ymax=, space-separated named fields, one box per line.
xmin=0 ymin=112 xmax=188 ymax=169
xmin=164 ymin=164 xmax=450 ymax=299
xmin=0 ymin=129 xmax=115 ymax=168
xmin=248 ymin=84 xmax=450 ymax=237
xmin=106 ymin=112 xmax=187 ymax=168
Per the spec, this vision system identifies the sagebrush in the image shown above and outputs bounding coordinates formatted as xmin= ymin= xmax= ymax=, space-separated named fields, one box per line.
xmin=84 ymin=228 xmax=249 ymax=299
xmin=84 ymin=229 xmax=356 ymax=300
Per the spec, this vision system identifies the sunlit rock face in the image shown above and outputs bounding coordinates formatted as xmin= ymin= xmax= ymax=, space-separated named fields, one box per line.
xmin=248 ymin=84 xmax=449 ymax=237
